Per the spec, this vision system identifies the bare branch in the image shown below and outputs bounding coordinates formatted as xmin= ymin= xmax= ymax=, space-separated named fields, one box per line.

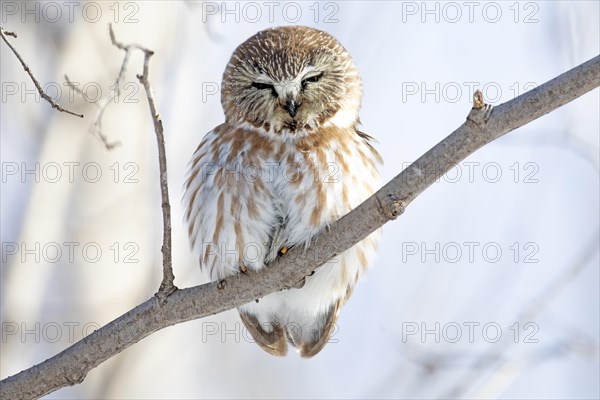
xmin=63 ymin=24 xmax=152 ymax=150
xmin=0 ymin=26 xmax=83 ymax=118
xmin=1 ymin=28 xmax=17 ymax=38
xmin=102 ymin=24 xmax=175 ymax=294
xmin=64 ymin=74 xmax=121 ymax=150
xmin=0 ymin=48 xmax=598 ymax=400
xmin=62 ymin=24 xmax=149 ymax=150
xmin=134 ymin=46 xmax=176 ymax=297
xmin=109 ymin=22 xmax=147 ymax=52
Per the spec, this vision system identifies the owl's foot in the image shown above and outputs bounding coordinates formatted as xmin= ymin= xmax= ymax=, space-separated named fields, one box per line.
xmin=239 ymin=263 xmax=248 ymax=274
xmin=483 ymin=104 xmax=494 ymax=122
xmin=278 ymin=246 xmax=289 ymax=256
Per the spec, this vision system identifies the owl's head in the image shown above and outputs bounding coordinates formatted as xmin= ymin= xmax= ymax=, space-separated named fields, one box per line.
xmin=221 ymin=26 xmax=362 ymax=137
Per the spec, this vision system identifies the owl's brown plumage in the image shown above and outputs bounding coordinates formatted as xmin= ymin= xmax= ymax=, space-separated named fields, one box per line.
xmin=221 ymin=26 xmax=362 ymax=136
xmin=184 ymin=26 xmax=381 ymax=357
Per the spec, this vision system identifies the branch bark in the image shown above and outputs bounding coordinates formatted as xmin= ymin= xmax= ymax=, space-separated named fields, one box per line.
xmin=1 ymin=53 xmax=598 ymax=399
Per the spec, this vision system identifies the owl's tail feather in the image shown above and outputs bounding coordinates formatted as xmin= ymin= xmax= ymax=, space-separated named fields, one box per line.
xmin=239 ymin=299 xmax=343 ymax=358
xmin=287 ymin=299 xmax=343 ymax=358
xmin=238 ymin=310 xmax=288 ymax=356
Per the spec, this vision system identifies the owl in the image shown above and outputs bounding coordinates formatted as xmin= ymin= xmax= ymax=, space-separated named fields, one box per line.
xmin=184 ymin=26 xmax=381 ymax=357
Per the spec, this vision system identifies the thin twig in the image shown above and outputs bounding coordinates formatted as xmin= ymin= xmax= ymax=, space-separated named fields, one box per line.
xmin=61 ymin=24 xmax=145 ymax=150
xmin=64 ymin=24 xmax=173 ymax=282
xmin=0 ymin=26 xmax=83 ymax=118
xmin=107 ymin=24 xmax=175 ymax=296
xmin=109 ymin=22 xmax=147 ymax=53
xmin=139 ymin=52 xmax=176 ymax=296
xmin=1 ymin=53 xmax=597 ymax=400
xmin=64 ymin=74 xmax=121 ymax=150
xmin=1 ymin=28 xmax=17 ymax=38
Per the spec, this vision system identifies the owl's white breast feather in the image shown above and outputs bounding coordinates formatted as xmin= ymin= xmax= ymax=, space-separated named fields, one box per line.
xmin=184 ymin=124 xmax=380 ymax=316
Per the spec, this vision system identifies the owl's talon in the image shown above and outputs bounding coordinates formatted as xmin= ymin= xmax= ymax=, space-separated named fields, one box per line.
xmin=308 ymin=271 xmax=315 ymax=276
xmin=483 ymin=104 xmax=494 ymax=122
xmin=278 ymin=246 xmax=289 ymax=256
xmin=217 ymin=280 xmax=226 ymax=290
xmin=239 ymin=263 xmax=248 ymax=274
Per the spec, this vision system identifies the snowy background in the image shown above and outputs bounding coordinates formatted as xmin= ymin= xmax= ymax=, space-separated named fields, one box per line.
xmin=1 ymin=1 xmax=599 ymax=398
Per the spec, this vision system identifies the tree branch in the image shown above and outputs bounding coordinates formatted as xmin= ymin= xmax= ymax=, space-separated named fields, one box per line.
xmin=0 ymin=49 xmax=597 ymax=400
xmin=0 ymin=26 xmax=83 ymax=118
xmin=134 ymin=41 xmax=176 ymax=297
xmin=66 ymin=24 xmax=175 ymax=289
xmin=104 ymin=23 xmax=176 ymax=294
xmin=64 ymin=74 xmax=122 ymax=150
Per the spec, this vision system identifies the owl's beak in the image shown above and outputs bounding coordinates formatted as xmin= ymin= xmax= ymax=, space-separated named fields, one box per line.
xmin=283 ymin=99 xmax=298 ymax=118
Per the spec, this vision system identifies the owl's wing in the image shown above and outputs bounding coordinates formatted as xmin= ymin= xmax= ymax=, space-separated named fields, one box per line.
xmin=264 ymin=201 xmax=287 ymax=263
xmin=357 ymin=130 xmax=383 ymax=165
xmin=184 ymin=125 xmax=276 ymax=279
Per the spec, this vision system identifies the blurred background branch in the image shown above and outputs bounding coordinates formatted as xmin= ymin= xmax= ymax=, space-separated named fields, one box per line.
xmin=0 ymin=26 xmax=83 ymax=118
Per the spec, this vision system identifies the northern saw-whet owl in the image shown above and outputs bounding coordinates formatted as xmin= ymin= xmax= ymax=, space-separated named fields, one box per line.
xmin=184 ymin=26 xmax=381 ymax=357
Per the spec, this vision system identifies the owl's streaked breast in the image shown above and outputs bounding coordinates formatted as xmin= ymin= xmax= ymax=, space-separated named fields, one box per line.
xmin=184 ymin=124 xmax=380 ymax=288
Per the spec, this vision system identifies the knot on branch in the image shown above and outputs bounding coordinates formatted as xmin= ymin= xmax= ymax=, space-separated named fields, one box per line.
xmin=472 ymin=89 xmax=485 ymax=109
xmin=290 ymin=276 xmax=306 ymax=290
xmin=156 ymin=282 xmax=177 ymax=305
xmin=467 ymin=89 xmax=494 ymax=127
xmin=65 ymin=371 xmax=86 ymax=386
xmin=376 ymin=193 xmax=405 ymax=221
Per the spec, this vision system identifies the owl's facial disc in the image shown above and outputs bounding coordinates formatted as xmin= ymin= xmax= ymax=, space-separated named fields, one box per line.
xmin=221 ymin=26 xmax=362 ymax=137
xmin=249 ymin=68 xmax=326 ymax=131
